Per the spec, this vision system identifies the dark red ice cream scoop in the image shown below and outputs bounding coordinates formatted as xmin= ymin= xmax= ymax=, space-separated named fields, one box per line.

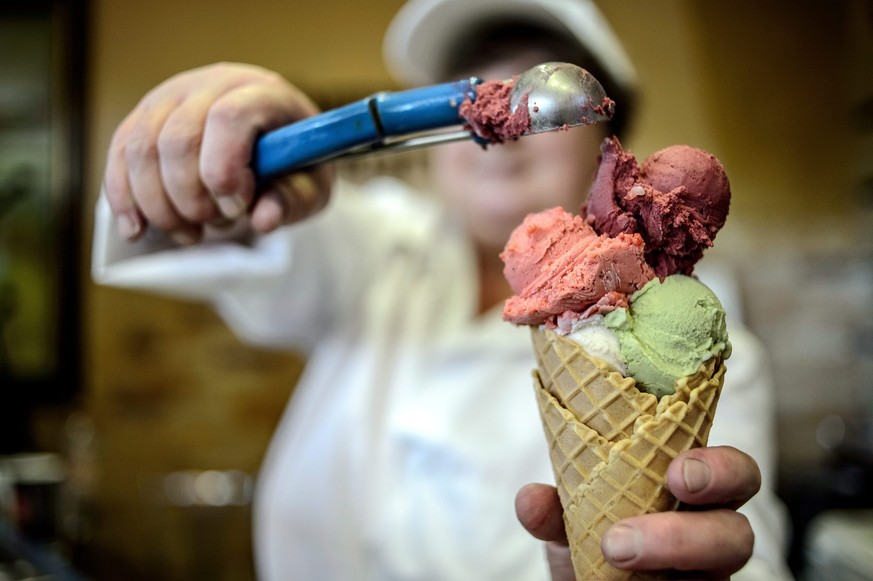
xmin=583 ymin=137 xmax=730 ymax=278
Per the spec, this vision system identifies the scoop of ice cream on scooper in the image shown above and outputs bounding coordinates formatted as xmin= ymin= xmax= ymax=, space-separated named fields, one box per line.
xmin=460 ymin=62 xmax=616 ymax=143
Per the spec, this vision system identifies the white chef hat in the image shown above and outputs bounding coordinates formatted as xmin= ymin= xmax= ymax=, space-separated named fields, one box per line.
xmin=382 ymin=0 xmax=638 ymax=95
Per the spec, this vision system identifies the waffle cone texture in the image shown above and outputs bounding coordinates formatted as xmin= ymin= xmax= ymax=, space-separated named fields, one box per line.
xmin=530 ymin=327 xmax=726 ymax=580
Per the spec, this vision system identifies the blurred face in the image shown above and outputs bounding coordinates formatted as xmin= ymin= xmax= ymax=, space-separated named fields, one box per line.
xmin=429 ymin=52 xmax=608 ymax=253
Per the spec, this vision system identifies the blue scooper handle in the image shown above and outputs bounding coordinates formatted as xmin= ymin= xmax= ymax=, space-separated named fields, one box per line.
xmin=253 ymin=77 xmax=482 ymax=184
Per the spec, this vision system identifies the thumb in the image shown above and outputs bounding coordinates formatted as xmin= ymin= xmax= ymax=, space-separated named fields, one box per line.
xmin=251 ymin=166 xmax=333 ymax=232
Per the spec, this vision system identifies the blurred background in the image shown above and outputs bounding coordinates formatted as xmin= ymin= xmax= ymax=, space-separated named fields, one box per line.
xmin=0 ymin=0 xmax=871 ymax=579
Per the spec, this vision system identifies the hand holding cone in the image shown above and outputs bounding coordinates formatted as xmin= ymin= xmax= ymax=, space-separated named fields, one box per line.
xmin=531 ymin=327 xmax=725 ymax=580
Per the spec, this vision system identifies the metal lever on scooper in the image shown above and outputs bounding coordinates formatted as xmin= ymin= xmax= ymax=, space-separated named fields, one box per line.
xmin=252 ymin=62 xmax=613 ymax=184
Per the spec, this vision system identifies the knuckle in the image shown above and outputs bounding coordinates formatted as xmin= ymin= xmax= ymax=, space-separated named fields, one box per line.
xmin=201 ymin=161 xmax=241 ymax=195
xmin=124 ymin=129 xmax=159 ymax=165
xmin=658 ymin=512 xmax=686 ymax=556
xmin=206 ymin=98 xmax=244 ymax=129
xmin=259 ymin=69 xmax=283 ymax=85
xmin=176 ymin=195 xmax=216 ymax=223
xmin=158 ymin=124 xmax=202 ymax=158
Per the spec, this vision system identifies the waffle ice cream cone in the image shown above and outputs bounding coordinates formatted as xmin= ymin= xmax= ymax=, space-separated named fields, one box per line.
xmin=531 ymin=327 xmax=726 ymax=580
xmin=501 ymin=137 xmax=735 ymax=577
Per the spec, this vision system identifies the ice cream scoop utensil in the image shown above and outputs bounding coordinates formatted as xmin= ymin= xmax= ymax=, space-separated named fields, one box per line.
xmin=253 ymin=78 xmax=479 ymax=183
xmin=253 ymin=62 xmax=612 ymax=184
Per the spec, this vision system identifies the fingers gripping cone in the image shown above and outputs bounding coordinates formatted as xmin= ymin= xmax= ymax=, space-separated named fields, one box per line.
xmin=531 ymin=327 xmax=725 ymax=580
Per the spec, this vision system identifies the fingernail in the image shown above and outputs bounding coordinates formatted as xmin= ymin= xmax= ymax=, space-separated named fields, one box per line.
xmin=291 ymin=172 xmax=316 ymax=194
xmin=117 ymin=214 xmax=141 ymax=239
xmin=683 ymin=458 xmax=711 ymax=493
xmin=603 ymin=524 xmax=641 ymax=562
xmin=171 ymin=230 xmax=199 ymax=246
xmin=216 ymin=194 xmax=246 ymax=219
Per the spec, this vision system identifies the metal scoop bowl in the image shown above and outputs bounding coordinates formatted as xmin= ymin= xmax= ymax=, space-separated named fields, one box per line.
xmin=511 ymin=62 xmax=614 ymax=134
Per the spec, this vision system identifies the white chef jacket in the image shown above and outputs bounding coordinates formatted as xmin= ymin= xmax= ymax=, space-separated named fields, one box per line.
xmin=92 ymin=177 xmax=793 ymax=580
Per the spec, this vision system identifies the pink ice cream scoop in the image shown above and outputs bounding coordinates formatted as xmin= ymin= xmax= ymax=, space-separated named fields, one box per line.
xmin=583 ymin=137 xmax=731 ymax=278
xmin=459 ymin=63 xmax=616 ymax=146
xmin=459 ymin=79 xmax=531 ymax=144
xmin=501 ymin=207 xmax=655 ymax=326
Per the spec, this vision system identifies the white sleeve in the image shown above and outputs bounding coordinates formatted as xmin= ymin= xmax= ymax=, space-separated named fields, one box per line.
xmin=90 ymin=179 xmax=408 ymax=350
xmin=709 ymin=322 xmax=794 ymax=580
xmin=91 ymin=194 xmax=295 ymax=301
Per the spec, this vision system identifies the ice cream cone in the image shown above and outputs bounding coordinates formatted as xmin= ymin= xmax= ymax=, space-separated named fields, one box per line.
xmin=530 ymin=327 xmax=725 ymax=580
